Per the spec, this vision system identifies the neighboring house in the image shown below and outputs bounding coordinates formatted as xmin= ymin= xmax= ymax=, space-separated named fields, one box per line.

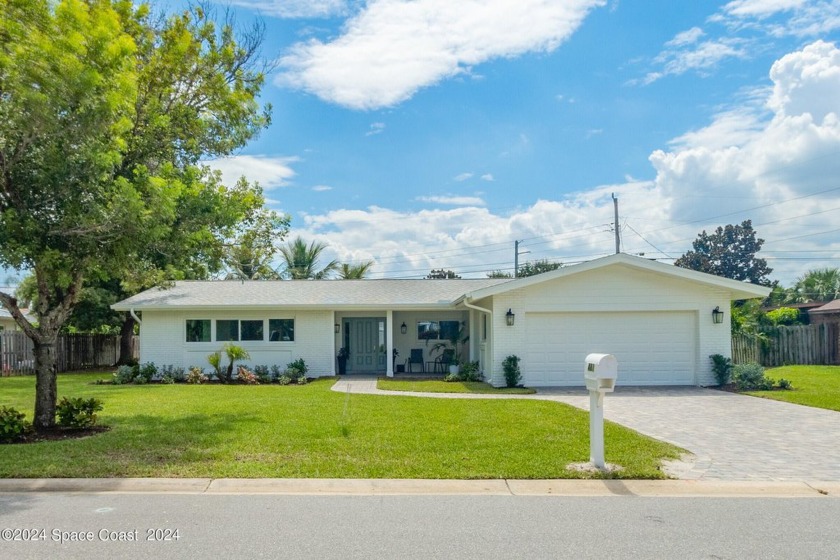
xmin=0 ymin=308 xmax=33 ymax=332
xmin=808 ymin=299 xmax=840 ymax=326
xmin=112 ymin=253 xmax=770 ymax=387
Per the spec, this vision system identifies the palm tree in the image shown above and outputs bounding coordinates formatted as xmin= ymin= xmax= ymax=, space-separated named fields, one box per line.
xmin=224 ymin=242 xmax=279 ymax=280
xmin=791 ymin=268 xmax=840 ymax=303
xmin=338 ymin=261 xmax=374 ymax=279
xmin=279 ymin=236 xmax=338 ymax=280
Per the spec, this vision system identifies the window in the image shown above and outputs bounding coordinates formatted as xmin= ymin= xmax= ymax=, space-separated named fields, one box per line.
xmin=269 ymin=319 xmax=294 ymax=342
xmin=417 ymin=321 xmax=439 ymax=340
xmin=241 ymin=320 xmax=264 ymax=341
xmin=439 ymin=321 xmax=460 ymax=341
xmin=186 ymin=320 xmax=211 ymax=342
xmin=417 ymin=320 xmax=460 ymax=340
xmin=216 ymin=320 xmax=239 ymax=341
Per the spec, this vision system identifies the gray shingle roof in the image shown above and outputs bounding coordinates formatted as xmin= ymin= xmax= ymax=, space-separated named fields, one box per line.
xmin=112 ymin=279 xmax=512 ymax=311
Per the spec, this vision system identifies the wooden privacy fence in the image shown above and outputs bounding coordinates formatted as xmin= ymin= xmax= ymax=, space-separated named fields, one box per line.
xmin=0 ymin=332 xmax=139 ymax=376
xmin=732 ymin=323 xmax=840 ymax=366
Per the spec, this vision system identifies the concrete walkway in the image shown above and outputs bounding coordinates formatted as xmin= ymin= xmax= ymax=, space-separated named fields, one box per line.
xmin=332 ymin=376 xmax=840 ymax=482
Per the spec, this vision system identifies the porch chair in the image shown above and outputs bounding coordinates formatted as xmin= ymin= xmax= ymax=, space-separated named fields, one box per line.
xmin=434 ymin=348 xmax=456 ymax=374
xmin=405 ymin=348 xmax=425 ymax=373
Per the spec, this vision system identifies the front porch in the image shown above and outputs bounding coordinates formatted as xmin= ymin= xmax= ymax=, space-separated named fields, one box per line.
xmin=333 ymin=309 xmax=487 ymax=377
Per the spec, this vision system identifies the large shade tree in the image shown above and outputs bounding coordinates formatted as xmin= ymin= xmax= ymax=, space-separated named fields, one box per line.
xmin=674 ymin=220 xmax=772 ymax=285
xmin=0 ymin=0 xmax=279 ymax=429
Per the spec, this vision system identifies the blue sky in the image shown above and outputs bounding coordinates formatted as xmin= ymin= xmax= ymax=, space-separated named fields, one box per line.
xmin=195 ymin=1 xmax=839 ymax=282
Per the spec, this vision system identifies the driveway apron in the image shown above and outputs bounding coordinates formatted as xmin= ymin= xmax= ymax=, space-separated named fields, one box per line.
xmin=333 ymin=378 xmax=840 ymax=481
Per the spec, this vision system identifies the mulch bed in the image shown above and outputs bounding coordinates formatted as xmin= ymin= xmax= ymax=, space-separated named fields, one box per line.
xmin=10 ymin=425 xmax=111 ymax=445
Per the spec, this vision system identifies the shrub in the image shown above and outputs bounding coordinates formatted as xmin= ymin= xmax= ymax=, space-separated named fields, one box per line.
xmin=160 ymin=365 xmax=185 ymax=383
xmin=444 ymin=361 xmax=482 ymax=383
xmin=709 ymin=354 xmax=733 ymax=386
xmin=285 ymin=358 xmax=308 ymax=382
xmin=733 ymin=362 xmax=772 ymax=391
xmin=137 ymin=362 xmax=158 ymax=383
xmin=113 ymin=365 xmax=136 ymax=385
xmin=0 ymin=406 xmax=29 ymax=443
xmin=270 ymin=365 xmax=283 ymax=380
xmin=186 ymin=367 xmax=208 ymax=385
xmin=777 ymin=378 xmax=792 ymax=390
xmin=459 ymin=360 xmax=482 ymax=382
xmin=766 ymin=307 xmax=801 ymax=326
xmin=502 ymin=355 xmax=522 ymax=388
xmin=56 ymin=397 xmax=103 ymax=429
xmin=236 ymin=366 xmax=259 ymax=385
xmin=254 ymin=365 xmax=271 ymax=384
xmin=277 ymin=375 xmax=292 ymax=385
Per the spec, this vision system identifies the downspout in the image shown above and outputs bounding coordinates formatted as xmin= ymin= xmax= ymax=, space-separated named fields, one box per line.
xmin=130 ymin=308 xmax=142 ymax=325
xmin=462 ymin=297 xmax=492 ymax=380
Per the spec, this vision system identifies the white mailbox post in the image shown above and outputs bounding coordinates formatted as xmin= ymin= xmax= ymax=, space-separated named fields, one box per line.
xmin=584 ymin=353 xmax=618 ymax=469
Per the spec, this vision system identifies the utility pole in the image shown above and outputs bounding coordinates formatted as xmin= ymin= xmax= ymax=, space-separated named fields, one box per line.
xmin=514 ymin=240 xmax=530 ymax=278
xmin=612 ymin=193 xmax=620 ymax=254
xmin=514 ymin=240 xmax=520 ymax=278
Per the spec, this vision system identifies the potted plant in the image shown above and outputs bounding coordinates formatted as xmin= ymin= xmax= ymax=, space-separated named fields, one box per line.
xmin=337 ymin=347 xmax=350 ymax=375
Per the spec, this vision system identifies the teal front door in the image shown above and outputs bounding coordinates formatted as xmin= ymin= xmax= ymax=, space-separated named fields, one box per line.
xmin=345 ymin=318 xmax=386 ymax=373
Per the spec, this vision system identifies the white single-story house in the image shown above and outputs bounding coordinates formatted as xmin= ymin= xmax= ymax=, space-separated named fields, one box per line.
xmin=111 ymin=253 xmax=770 ymax=387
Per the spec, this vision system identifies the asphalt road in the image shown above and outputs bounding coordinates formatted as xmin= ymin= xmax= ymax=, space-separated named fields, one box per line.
xmin=1 ymin=493 xmax=838 ymax=559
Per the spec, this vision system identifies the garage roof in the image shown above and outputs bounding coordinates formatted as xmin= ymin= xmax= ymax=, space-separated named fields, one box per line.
xmin=460 ymin=253 xmax=772 ymax=302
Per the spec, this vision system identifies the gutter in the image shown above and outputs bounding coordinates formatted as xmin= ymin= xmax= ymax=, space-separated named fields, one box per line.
xmin=462 ymin=296 xmax=491 ymax=316
xmin=130 ymin=308 xmax=142 ymax=326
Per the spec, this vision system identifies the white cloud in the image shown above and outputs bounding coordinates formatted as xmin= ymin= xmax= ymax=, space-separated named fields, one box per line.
xmin=417 ymin=195 xmax=486 ymax=206
xmin=290 ymin=41 xmax=840 ymax=284
xmin=714 ymin=0 xmax=840 ymax=37
xmin=643 ymin=37 xmax=748 ymax=84
xmin=227 ymin=0 xmax=348 ymax=18
xmin=453 ymin=172 xmax=474 ymax=182
xmin=481 ymin=173 xmax=494 ymax=181
xmin=203 ymin=155 xmax=298 ymax=190
xmin=721 ymin=0 xmax=807 ymax=19
xmin=666 ymin=27 xmax=705 ymax=47
xmin=366 ymin=122 xmax=386 ymax=136
xmin=277 ymin=0 xmax=605 ymax=109
xmin=312 ymin=185 xmax=333 ymax=192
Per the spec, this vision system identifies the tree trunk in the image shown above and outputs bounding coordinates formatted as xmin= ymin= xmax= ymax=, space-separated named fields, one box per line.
xmin=116 ymin=314 xmax=136 ymax=365
xmin=33 ymin=338 xmax=58 ymax=431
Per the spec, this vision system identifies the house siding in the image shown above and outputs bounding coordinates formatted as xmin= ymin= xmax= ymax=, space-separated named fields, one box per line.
xmin=139 ymin=309 xmax=334 ymax=376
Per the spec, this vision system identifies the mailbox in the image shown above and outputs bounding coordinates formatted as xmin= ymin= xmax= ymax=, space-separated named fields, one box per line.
xmin=584 ymin=353 xmax=618 ymax=393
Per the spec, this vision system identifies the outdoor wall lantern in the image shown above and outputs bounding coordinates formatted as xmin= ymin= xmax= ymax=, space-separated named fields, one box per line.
xmin=712 ymin=306 xmax=725 ymax=324
xmin=505 ymin=308 xmax=515 ymax=326
xmin=400 ymin=322 xmax=407 ymax=335
xmin=335 ymin=323 xmax=340 ymax=334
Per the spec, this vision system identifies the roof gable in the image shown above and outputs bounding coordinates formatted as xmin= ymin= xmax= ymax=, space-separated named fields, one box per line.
xmin=462 ymin=253 xmax=771 ymax=302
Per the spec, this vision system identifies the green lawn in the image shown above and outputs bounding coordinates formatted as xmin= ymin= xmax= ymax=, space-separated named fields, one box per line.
xmin=377 ymin=378 xmax=536 ymax=394
xmin=745 ymin=365 xmax=840 ymax=412
xmin=0 ymin=373 xmax=679 ymax=479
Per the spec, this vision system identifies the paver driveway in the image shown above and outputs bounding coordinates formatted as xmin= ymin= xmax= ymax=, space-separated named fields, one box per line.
xmin=334 ymin=378 xmax=840 ymax=481
xmin=540 ymin=386 xmax=840 ymax=481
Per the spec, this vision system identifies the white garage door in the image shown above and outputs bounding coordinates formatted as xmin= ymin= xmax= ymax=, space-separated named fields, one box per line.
xmin=524 ymin=312 xmax=697 ymax=386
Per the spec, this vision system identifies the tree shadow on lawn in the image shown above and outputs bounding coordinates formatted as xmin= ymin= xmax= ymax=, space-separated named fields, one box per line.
xmin=0 ymin=412 xmax=252 ymax=478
